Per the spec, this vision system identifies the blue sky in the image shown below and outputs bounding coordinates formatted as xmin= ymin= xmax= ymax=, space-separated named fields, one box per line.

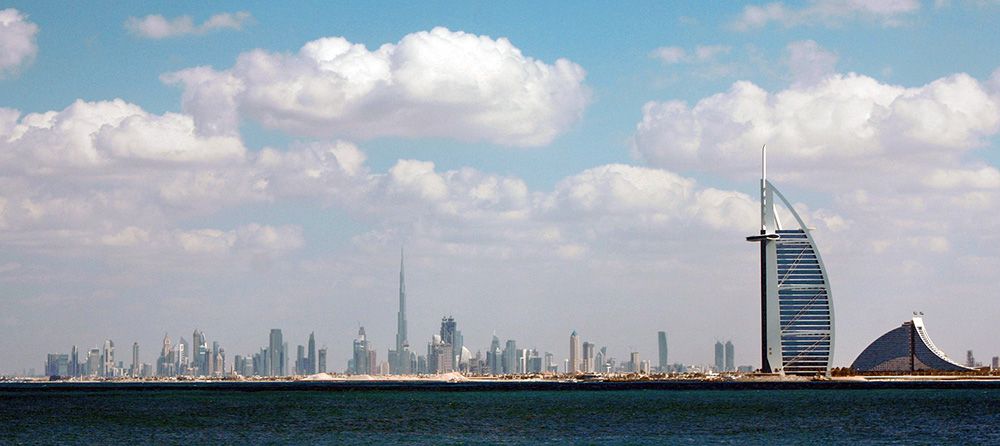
xmin=1 ymin=1 xmax=999 ymax=374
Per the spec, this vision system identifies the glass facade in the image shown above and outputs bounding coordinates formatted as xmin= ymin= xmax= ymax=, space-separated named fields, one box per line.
xmin=852 ymin=317 xmax=971 ymax=372
xmin=775 ymin=228 xmax=833 ymax=375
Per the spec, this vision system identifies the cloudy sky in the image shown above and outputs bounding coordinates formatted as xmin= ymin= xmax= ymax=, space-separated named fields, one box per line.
xmin=2 ymin=1 xmax=999 ymax=374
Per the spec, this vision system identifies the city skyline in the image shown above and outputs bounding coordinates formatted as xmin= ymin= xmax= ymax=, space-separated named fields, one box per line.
xmin=2 ymin=2 xmax=1000 ymax=373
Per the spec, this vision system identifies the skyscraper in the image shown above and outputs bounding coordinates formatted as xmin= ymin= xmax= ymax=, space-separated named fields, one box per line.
xmin=353 ymin=326 xmax=372 ymax=374
xmin=487 ymin=335 xmax=502 ymax=374
xmin=296 ymin=345 xmax=305 ymax=375
xmin=101 ymin=339 xmax=114 ymax=377
xmin=192 ymin=329 xmax=205 ymax=376
xmin=132 ymin=342 xmax=139 ymax=377
xmin=657 ymin=331 xmax=668 ymax=372
xmin=86 ymin=349 xmax=100 ymax=376
xmin=269 ymin=329 xmax=284 ymax=376
xmin=437 ymin=316 xmax=457 ymax=373
xmin=392 ymin=248 xmax=410 ymax=374
xmin=569 ymin=331 xmax=580 ymax=374
xmin=307 ymin=332 xmax=316 ymax=375
xmin=503 ymin=339 xmax=517 ymax=374
xmin=746 ymin=146 xmax=835 ymax=377
xmin=714 ymin=341 xmax=724 ymax=372
xmin=46 ymin=354 xmax=69 ymax=377
xmin=178 ymin=337 xmax=189 ymax=371
xmin=70 ymin=346 xmax=79 ymax=377
xmin=725 ymin=341 xmax=735 ymax=372
xmin=582 ymin=342 xmax=595 ymax=373
xmin=318 ymin=348 xmax=327 ymax=373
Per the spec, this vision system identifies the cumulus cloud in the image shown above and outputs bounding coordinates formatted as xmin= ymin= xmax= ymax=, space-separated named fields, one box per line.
xmin=125 ymin=11 xmax=252 ymax=39
xmin=632 ymin=70 xmax=1000 ymax=184
xmin=732 ymin=0 xmax=921 ymax=30
xmin=163 ymin=27 xmax=590 ymax=146
xmin=0 ymin=99 xmax=246 ymax=171
xmin=0 ymin=8 xmax=38 ymax=77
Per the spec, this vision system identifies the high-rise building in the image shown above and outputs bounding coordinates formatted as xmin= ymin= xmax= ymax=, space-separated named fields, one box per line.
xmin=657 ymin=331 xmax=668 ymax=372
xmin=283 ymin=342 xmax=289 ymax=376
xmin=86 ymin=348 xmax=100 ymax=376
xmin=192 ymin=329 xmax=205 ymax=375
xmin=307 ymin=332 xmax=317 ymax=375
xmin=992 ymin=357 xmax=999 ymax=371
xmin=503 ymin=340 xmax=517 ymax=374
xmin=428 ymin=334 xmax=453 ymax=374
xmin=725 ymin=341 xmax=735 ymax=372
xmin=101 ymin=339 xmax=115 ymax=377
xmin=318 ymin=348 xmax=327 ymax=373
xmin=70 ymin=346 xmax=79 ymax=377
xmin=269 ymin=329 xmax=284 ymax=376
xmin=569 ymin=331 xmax=581 ymax=374
xmin=714 ymin=341 xmax=724 ymax=372
xmin=45 ymin=354 xmax=69 ymax=377
xmin=596 ymin=346 xmax=607 ymax=373
xmin=629 ymin=352 xmax=640 ymax=373
xmin=487 ymin=335 xmax=502 ymax=374
xmin=746 ymin=146 xmax=834 ymax=377
xmin=582 ymin=342 xmax=595 ymax=373
xmin=353 ymin=326 xmax=372 ymax=375
xmin=966 ymin=350 xmax=976 ymax=368
xmin=178 ymin=337 xmax=189 ymax=372
xmin=391 ymin=248 xmax=410 ymax=374
xmin=440 ymin=317 xmax=457 ymax=346
xmin=296 ymin=345 xmax=306 ymax=375
xmin=211 ymin=344 xmax=224 ymax=376
xmin=131 ymin=342 xmax=139 ymax=377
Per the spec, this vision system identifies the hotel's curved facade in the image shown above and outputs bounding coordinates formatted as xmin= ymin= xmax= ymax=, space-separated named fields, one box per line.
xmin=747 ymin=163 xmax=835 ymax=376
xmin=851 ymin=316 xmax=971 ymax=372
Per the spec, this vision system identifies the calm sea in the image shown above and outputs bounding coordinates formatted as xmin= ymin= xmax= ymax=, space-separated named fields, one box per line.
xmin=2 ymin=382 xmax=1000 ymax=445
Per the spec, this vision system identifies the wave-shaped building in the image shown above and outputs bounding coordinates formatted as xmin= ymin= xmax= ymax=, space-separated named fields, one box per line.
xmin=851 ymin=316 xmax=972 ymax=372
xmin=746 ymin=147 xmax=835 ymax=377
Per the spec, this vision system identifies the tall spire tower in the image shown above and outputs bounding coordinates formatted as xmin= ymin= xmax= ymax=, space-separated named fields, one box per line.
xmin=394 ymin=247 xmax=409 ymax=373
xmin=746 ymin=145 xmax=835 ymax=377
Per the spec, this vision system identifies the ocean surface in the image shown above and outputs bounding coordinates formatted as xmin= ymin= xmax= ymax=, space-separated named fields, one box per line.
xmin=2 ymin=381 xmax=1000 ymax=445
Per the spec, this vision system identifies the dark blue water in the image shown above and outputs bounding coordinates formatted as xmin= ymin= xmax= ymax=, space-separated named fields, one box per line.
xmin=2 ymin=382 xmax=1000 ymax=444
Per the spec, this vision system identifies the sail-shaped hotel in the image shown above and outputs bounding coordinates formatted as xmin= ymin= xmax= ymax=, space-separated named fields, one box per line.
xmin=747 ymin=147 xmax=835 ymax=377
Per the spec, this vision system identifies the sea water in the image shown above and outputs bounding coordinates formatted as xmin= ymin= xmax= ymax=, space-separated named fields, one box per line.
xmin=2 ymin=382 xmax=999 ymax=444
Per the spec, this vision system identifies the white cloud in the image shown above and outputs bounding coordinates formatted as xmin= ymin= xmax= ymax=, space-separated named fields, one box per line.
xmin=650 ymin=45 xmax=731 ymax=64
xmin=632 ymin=71 xmax=1000 ymax=184
xmin=923 ymin=166 xmax=1000 ymax=190
xmin=650 ymin=46 xmax=687 ymax=64
xmin=786 ymin=40 xmax=839 ymax=85
xmin=694 ymin=45 xmax=731 ymax=61
xmin=1 ymin=99 xmax=246 ymax=171
xmin=0 ymin=9 xmax=38 ymax=77
xmin=732 ymin=0 xmax=921 ymax=30
xmin=125 ymin=11 xmax=252 ymax=39
xmin=175 ymin=224 xmax=303 ymax=255
xmin=163 ymin=27 xmax=590 ymax=146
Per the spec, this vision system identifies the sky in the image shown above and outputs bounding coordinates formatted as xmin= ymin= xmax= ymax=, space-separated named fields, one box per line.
xmin=1 ymin=1 xmax=999 ymax=374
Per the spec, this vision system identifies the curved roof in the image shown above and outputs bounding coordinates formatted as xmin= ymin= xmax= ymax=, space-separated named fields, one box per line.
xmin=851 ymin=316 xmax=971 ymax=372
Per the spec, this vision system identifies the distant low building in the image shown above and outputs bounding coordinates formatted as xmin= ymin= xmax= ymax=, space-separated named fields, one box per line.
xmin=852 ymin=316 xmax=972 ymax=372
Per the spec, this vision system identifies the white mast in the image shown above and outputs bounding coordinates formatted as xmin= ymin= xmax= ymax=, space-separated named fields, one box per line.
xmin=760 ymin=144 xmax=767 ymax=232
